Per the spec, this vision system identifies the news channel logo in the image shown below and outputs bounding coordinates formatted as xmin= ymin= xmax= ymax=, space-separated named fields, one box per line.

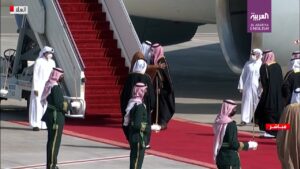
xmin=9 ymin=5 xmax=28 ymax=15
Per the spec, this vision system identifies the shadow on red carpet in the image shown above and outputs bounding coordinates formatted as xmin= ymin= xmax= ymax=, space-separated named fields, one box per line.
xmin=62 ymin=118 xmax=281 ymax=169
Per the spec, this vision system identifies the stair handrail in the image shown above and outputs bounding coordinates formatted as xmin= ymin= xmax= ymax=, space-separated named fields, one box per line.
xmin=100 ymin=0 xmax=141 ymax=68
xmin=53 ymin=0 xmax=85 ymax=70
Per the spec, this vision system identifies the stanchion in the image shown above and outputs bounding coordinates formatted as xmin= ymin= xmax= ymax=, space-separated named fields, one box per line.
xmin=151 ymin=77 xmax=161 ymax=132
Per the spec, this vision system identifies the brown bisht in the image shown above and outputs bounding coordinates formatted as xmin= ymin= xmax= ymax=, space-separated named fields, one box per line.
xmin=276 ymin=103 xmax=300 ymax=169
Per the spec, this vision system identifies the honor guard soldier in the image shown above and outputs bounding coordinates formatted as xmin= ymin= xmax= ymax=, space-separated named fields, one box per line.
xmin=121 ymin=56 xmax=155 ymax=149
xmin=40 ymin=68 xmax=79 ymax=169
xmin=123 ymin=82 xmax=149 ymax=169
xmin=213 ymin=100 xmax=258 ymax=169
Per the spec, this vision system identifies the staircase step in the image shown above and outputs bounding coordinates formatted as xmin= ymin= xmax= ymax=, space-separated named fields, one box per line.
xmin=60 ymin=3 xmax=101 ymax=12
xmin=68 ymin=21 xmax=110 ymax=30
xmin=85 ymin=71 xmax=115 ymax=76
xmin=75 ymin=39 xmax=116 ymax=45
xmin=60 ymin=0 xmax=98 ymax=3
xmin=83 ymin=60 xmax=124 ymax=67
xmin=86 ymin=80 xmax=119 ymax=85
xmin=85 ymin=66 xmax=129 ymax=71
xmin=86 ymin=106 xmax=120 ymax=112
xmin=85 ymin=72 xmax=127 ymax=77
xmin=86 ymin=107 xmax=121 ymax=113
xmin=85 ymin=84 xmax=122 ymax=90
xmin=84 ymin=56 xmax=125 ymax=62
xmin=85 ymin=69 xmax=128 ymax=77
xmin=80 ymin=50 xmax=121 ymax=58
xmin=86 ymin=97 xmax=120 ymax=103
xmin=77 ymin=40 xmax=117 ymax=49
xmin=82 ymin=57 xmax=115 ymax=62
xmin=85 ymin=110 xmax=122 ymax=118
xmin=86 ymin=104 xmax=120 ymax=110
xmin=84 ymin=61 xmax=126 ymax=67
xmin=85 ymin=66 xmax=128 ymax=74
xmin=86 ymin=75 xmax=119 ymax=81
xmin=72 ymin=30 xmax=113 ymax=39
xmin=86 ymin=79 xmax=125 ymax=86
xmin=64 ymin=11 xmax=106 ymax=21
xmin=79 ymin=48 xmax=121 ymax=55
xmin=82 ymin=57 xmax=124 ymax=66
xmin=85 ymin=88 xmax=120 ymax=95
xmin=86 ymin=94 xmax=119 ymax=101
xmin=86 ymin=98 xmax=120 ymax=105
xmin=85 ymin=77 xmax=126 ymax=85
xmin=76 ymin=40 xmax=117 ymax=48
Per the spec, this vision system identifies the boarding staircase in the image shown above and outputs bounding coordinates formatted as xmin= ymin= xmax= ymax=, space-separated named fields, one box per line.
xmin=59 ymin=0 xmax=127 ymax=120
xmin=11 ymin=0 xmax=140 ymax=122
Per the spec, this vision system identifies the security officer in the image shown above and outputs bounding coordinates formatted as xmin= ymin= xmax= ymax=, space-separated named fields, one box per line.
xmin=126 ymin=83 xmax=149 ymax=169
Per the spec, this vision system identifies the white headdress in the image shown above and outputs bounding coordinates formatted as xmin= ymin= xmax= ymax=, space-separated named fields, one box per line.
xmin=38 ymin=46 xmax=54 ymax=58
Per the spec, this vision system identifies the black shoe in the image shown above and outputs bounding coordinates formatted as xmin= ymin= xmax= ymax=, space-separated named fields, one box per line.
xmin=32 ymin=127 xmax=40 ymax=131
xmin=239 ymin=122 xmax=247 ymax=126
xmin=160 ymin=124 xmax=167 ymax=130
xmin=47 ymin=165 xmax=59 ymax=169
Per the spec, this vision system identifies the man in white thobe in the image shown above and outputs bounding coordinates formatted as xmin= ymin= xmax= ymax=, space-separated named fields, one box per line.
xmin=29 ymin=46 xmax=56 ymax=131
xmin=141 ymin=40 xmax=152 ymax=64
xmin=238 ymin=48 xmax=263 ymax=125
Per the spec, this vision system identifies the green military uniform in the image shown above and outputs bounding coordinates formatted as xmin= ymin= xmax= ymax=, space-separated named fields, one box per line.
xmin=216 ymin=121 xmax=249 ymax=169
xmin=129 ymin=104 xmax=149 ymax=169
xmin=121 ymin=73 xmax=155 ymax=143
xmin=42 ymin=85 xmax=68 ymax=169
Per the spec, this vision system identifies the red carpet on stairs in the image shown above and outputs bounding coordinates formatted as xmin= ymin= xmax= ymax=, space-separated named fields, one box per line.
xmin=63 ymin=118 xmax=281 ymax=169
xmin=59 ymin=0 xmax=128 ymax=120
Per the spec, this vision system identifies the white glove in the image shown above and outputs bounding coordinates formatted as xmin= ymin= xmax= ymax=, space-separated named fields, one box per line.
xmin=248 ymin=141 xmax=258 ymax=150
xmin=0 ymin=89 xmax=8 ymax=96
xmin=71 ymin=101 xmax=81 ymax=109
xmin=123 ymin=117 xmax=129 ymax=126
xmin=151 ymin=124 xmax=161 ymax=131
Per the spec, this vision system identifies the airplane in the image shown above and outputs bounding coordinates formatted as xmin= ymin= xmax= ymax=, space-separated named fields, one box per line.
xmin=1 ymin=0 xmax=299 ymax=74
xmin=123 ymin=0 xmax=300 ymax=73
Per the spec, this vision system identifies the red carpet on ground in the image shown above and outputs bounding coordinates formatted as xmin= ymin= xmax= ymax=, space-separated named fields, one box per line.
xmin=63 ymin=118 xmax=281 ymax=169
